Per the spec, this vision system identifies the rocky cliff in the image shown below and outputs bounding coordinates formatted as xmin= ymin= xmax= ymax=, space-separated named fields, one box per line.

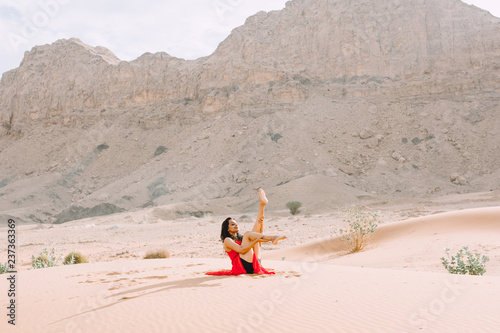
xmin=1 ymin=0 xmax=500 ymax=223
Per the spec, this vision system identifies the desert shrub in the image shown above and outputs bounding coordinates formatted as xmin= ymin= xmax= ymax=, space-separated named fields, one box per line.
xmin=96 ymin=144 xmax=109 ymax=152
xmin=144 ymin=249 xmax=171 ymax=259
xmin=337 ymin=206 xmax=379 ymax=253
xmin=0 ymin=262 xmax=8 ymax=274
xmin=441 ymin=246 xmax=489 ymax=276
xmin=154 ymin=145 xmax=168 ymax=157
xmin=31 ymin=248 xmax=63 ymax=269
xmin=268 ymin=132 xmax=283 ymax=143
xmin=63 ymin=251 xmax=89 ymax=265
xmin=286 ymin=201 xmax=302 ymax=215
xmin=2 ymin=113 xmax=14 ymax=135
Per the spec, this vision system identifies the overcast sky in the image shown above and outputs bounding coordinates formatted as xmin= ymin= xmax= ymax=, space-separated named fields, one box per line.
xmin=0 ymin=0 xmax=499 ymax=76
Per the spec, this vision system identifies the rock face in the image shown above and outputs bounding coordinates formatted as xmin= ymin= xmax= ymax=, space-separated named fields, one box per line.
xmin=1 ymin=0 xmax=500 ymax=223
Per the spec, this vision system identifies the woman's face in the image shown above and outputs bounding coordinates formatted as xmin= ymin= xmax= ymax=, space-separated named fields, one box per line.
xmin=227 ymin=219 xmax=239 ymax=235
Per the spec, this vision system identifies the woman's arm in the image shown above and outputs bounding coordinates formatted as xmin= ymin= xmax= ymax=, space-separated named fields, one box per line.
xmin=224 ymin=236 xmax=264 ymax=254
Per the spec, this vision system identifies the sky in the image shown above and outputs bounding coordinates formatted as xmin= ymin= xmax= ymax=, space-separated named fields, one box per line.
xmin=0 ymin=0 xmax=499 ymax=76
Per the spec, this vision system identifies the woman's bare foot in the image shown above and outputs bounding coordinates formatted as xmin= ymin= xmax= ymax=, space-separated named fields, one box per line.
xmin=259 ymin=189 xmax=268 ymax=206
xmin=271 ymin=236 xmax=287 ymax=245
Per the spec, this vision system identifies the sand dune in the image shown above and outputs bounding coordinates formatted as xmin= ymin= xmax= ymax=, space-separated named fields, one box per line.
xmin=1 ymin=206 xmax=499 ymax=332
xmin=265 ymin=207 xmax=500 ymax=275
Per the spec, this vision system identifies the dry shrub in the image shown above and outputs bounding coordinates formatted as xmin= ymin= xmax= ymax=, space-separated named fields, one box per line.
xmin=64 ymin=251 xmax=89 ymax=265
xmin=337 ymin=206 xmax=379 ymax=253
xmin=144 ymin=249 xmax=171 ymax=259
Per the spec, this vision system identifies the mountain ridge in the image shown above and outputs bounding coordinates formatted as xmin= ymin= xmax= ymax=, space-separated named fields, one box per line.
xmin=1 ymin=0 xmax=499 ymax=224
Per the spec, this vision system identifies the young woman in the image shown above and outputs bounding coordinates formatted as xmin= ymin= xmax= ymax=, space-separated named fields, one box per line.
xmin=206 ymin=189 xmax=286 ymax=275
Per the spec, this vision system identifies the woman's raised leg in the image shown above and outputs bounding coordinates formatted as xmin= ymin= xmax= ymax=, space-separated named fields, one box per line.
xmin=252 ymin=189 xmax=268 ymax=233
xmin=252 ymin=189 xmax=268 ymax=260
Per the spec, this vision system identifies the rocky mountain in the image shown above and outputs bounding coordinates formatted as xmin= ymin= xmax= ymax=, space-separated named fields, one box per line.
xmin=1 ymin=0 xmax=500 ymax=224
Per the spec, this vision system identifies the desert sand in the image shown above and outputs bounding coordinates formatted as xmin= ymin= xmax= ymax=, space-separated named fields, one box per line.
xmin=1 ymin=191 xmax=499 ymax=333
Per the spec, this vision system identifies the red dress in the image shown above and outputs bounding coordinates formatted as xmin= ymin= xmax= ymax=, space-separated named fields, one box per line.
xmin=206 ymin=240 xmax=274 ymax=275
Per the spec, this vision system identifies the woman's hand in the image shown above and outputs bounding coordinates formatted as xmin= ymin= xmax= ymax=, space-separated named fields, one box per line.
xmin=224 ymin=234 xmax=265 ymax=254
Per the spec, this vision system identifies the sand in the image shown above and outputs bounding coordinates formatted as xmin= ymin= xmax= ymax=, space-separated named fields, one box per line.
xmin=1 ymin=192 xmax=500 ymax=332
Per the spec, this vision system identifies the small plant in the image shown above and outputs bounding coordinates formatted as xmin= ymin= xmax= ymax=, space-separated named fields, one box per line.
xmin=63 ymin=251 xmax=89 ymax=265
xmin=0 ymin=262 xmax=8 ymax=274
xmin=286 ymin=201 xmax=302 ymax=215
xmin=144 ymin=249 xmax=171 ymax=259
xmin=31 ymin=248 xmax=63 ymax=269
xmin=337 ymin=206 xmax=379 ymax=253
xmin=154 ymin=145 xmax=168 ymax=157
xmin=441 ymin=246 xmax=489 ymax=276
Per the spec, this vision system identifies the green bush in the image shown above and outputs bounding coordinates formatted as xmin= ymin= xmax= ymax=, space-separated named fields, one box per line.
xmin=63 ymin=251 xmax=89 ymax=265
xmin=31 ymin=248 xmax=63 ymax=269
xmin=286 ymin=201 xmax=302 ymax=215
xmin=0 ymin=262 xmax=8 ymax=274
xmin=441 ymin=246 xmax=489 ymax=276
xmin=337 ymin=206 xmax=379 ymax=253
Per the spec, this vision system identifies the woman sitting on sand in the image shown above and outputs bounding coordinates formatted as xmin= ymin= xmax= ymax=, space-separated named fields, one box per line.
xmin=206 ymin=189 xmax=286 ymax=275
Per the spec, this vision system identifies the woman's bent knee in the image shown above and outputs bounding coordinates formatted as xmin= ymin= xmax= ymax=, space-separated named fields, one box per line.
xmin=243 ymin=231 xmax=259 ymax=241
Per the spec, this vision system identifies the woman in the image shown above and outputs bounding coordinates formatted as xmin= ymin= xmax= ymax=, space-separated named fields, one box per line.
xmin=206 ymin=189 xmax=286 ymax=275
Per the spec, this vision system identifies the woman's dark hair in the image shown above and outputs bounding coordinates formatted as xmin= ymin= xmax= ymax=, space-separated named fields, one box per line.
xmin=220 ymin=217 xmax=243 ymax=242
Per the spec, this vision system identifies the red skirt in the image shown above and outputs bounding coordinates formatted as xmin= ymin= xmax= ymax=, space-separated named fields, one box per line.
xmin=206 ymin=242 xmax=274 ymax=276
